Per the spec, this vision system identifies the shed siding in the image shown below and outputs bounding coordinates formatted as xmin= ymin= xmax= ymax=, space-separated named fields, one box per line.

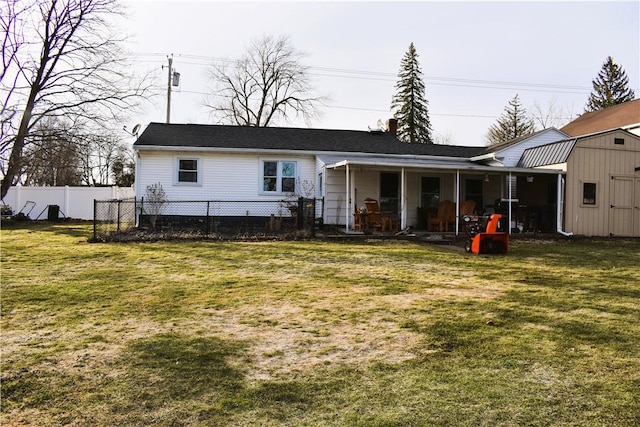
xmin=564 ymin=131 xmax=640 ymax=236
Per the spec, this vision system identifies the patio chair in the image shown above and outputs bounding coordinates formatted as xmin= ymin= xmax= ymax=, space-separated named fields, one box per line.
xmin=460 ymin=199 xmax=476 ymax=216
xmin=364 ymin=198 xmax=395 ymax=232
xmin=428 ymin=200 xmax=455 ymax=232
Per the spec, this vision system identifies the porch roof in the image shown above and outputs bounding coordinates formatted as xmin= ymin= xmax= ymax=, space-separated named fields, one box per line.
xmin=320 ymin=154 xmax=565 ymax=175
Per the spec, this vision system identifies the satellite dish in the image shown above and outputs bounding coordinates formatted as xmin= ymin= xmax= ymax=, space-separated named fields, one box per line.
xmin=376 ymin=119 xmax=385 ymax=131
xmin=123 ymin=123 xmax=142 ymax=137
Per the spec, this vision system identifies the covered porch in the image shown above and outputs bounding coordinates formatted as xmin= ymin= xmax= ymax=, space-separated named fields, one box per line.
xmin=322 ymin=156 xmax=567 ymax=236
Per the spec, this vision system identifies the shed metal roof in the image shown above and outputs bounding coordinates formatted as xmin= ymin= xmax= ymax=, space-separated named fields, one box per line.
xmin=517 ymin=139 xmax=577 ymax=168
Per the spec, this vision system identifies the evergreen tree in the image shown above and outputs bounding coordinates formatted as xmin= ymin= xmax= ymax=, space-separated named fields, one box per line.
xmin=391 ymin=43 xmax=432 ymax=143
xmin=486 ymin=94 xmax=535 ymax=145
xmin=585 ymin=56 xmax=635 ymax=112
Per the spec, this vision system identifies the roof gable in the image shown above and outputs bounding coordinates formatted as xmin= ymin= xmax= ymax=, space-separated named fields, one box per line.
xmin=475 ymin=128 xmax=569 ymax=167
xmin=486 ymin=127 xmax=569 ymax=153
xmin=134 ymin=123 xmax=486 ymax=158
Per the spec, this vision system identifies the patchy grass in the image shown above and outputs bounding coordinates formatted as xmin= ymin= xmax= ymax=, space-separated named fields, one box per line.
xmin=1 ymin=222 xmax=639 ymax=426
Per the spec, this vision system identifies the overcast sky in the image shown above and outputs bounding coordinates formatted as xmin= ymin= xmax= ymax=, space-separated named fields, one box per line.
xmin=121 ymin=0 xmax=640 ymax=146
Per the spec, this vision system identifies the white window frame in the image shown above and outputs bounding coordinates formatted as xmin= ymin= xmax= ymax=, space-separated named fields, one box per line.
xmin=260 ymin=159 xmax=297 ymax=194
xmin=175 ymin=157 xmax=202 ymax=186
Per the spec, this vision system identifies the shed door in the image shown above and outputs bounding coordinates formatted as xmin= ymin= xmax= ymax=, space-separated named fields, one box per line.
xmin=609 ymin=176 xmax=634 ymax=236
xmin=635 ymin=179 xmax=640 ymax=237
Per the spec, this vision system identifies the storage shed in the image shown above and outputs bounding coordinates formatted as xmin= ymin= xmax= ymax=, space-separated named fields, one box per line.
xmin=520 ymin=129 xmax=640 ymax=236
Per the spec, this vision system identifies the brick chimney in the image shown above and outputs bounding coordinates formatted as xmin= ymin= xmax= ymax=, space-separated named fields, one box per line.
xmin=385 ymin=118 xmax=398 ymax=136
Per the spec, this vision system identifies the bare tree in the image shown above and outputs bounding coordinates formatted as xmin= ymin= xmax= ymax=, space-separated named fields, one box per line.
xmin=433 ymin=131 xmax=456 ymax=145
xmin=111 ymin=144 xmax=135 ymax=187
xmin=0 ymin=0 xmax=28 ymax=150
xmin=79 ymin=133 xmax=131 ymax=186
xmin=529 ymin=97 xmax=574 ymax=130
xmin=143 ymin=182 xmax=166 ymax=231
xmin=0 ymin=0 xmax=151 ymax=199
xmin=21 ymin=117 xmax=83 ymax=186
xmin=205 ymin=35 xmax=325 ymax=127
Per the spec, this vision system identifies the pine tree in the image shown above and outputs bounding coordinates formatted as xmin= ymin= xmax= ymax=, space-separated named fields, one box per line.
xmin=391 ymin=43 xmax=432 ymax=144
xmin=585 ymin=56 xmax=635 ymax=112
xmin=486 ymin=94 xmax=535 ymax=145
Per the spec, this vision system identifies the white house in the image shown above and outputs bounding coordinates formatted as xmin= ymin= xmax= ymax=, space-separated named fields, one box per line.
xmin=133 ymin=121 xmax=567 ymax=235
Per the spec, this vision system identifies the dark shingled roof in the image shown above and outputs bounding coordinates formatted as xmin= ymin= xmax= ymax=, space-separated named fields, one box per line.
xmin=134 ymin=123 xmax=486 ymax=158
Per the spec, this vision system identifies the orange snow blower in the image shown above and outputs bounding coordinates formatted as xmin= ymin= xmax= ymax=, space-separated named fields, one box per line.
xmin=462 ymin=214 xmax=509 ymax=254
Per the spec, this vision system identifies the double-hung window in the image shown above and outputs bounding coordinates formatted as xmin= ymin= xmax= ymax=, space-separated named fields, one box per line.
xmin=176 ymin=158 xmax=200 ymax=185
xmin=262 ymin=160 xmax=296 ymax=193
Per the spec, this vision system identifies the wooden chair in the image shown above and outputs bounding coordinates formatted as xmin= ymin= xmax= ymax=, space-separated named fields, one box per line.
xmin=460 ymin=200 xmax=476 ymax=216
xmin=364 ymin=198 xmax=395 ymax=232
xmin=428 ymin=200 xmax=455 ymax=232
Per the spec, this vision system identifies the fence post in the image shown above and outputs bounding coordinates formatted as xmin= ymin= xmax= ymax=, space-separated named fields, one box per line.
xmin=206 ymin=201 xmax=210 ymax=236
xmin=117 ymin=199 xmax=121 ymax=234
xmin=93 ymin=199 xmax=97 ymax=241
xmin=64 ymin=186 xmax=70 ymax=219
xmin=310 ymin=198 xmax=316 ymax=237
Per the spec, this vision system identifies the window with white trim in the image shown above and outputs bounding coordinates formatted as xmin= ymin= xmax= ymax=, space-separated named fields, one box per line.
xmin=262 ymin=160 xmax=296 ymax=193
xmin=176 ymin=158 xmax=200 ymax=184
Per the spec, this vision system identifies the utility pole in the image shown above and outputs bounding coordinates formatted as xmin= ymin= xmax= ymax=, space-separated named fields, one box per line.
xmin=166 ymin=54 xmax=173 ymax=123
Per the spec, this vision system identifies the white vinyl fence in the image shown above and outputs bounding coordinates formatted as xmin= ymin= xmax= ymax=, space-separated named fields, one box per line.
xmin=2 ymin=186 xmax=134 ymax=220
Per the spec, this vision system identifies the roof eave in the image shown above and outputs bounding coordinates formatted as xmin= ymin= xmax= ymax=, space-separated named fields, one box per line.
xmin=326 ymin=158 xmax=565 ymax=175
xmin=134 ymin=144 xmax=479 ymax=161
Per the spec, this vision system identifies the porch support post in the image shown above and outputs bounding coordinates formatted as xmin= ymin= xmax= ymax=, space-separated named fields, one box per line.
xmin=345 ymin=163 xmax=350 ymax=232
xmin=508 ymin=172 xmax=513 ymax=235
xmin=400 ymin=167 xmax=407 ymax=230
xmin=455 ymin=169 xmax=460 ymax=235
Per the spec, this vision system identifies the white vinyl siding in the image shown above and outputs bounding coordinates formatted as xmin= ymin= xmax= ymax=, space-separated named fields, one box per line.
xmin=136 ymin=150 xmax=315 ymax=201
xmin=495 ymin=128 xmax=568 ymax=167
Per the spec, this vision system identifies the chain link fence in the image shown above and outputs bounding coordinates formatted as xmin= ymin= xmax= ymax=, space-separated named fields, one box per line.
xmin=93 ymin=197 xmax=324 ymax=241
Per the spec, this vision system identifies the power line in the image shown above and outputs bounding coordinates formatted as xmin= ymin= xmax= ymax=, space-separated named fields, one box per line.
xmin=131 ymin=52 xmax=603 ymax=94
xmin=174 ymin=91 xmax=576 ymax=121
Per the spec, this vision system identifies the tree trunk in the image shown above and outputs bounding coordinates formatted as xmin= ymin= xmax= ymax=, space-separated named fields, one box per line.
xmin=1 ymin=88 xmax=37 ymax=199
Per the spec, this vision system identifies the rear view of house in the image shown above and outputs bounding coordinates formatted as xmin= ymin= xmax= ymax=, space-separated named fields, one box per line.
xmin=133 ymin=100 xmax=640 ymax=238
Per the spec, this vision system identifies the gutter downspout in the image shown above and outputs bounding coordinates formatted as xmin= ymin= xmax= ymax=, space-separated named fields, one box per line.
xmin=557 ymin=173 xmax=573 ymax=237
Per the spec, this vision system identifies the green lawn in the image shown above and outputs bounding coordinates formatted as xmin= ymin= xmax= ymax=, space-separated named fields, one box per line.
xmin=1 ymin=223 xmax=639 ymax=426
